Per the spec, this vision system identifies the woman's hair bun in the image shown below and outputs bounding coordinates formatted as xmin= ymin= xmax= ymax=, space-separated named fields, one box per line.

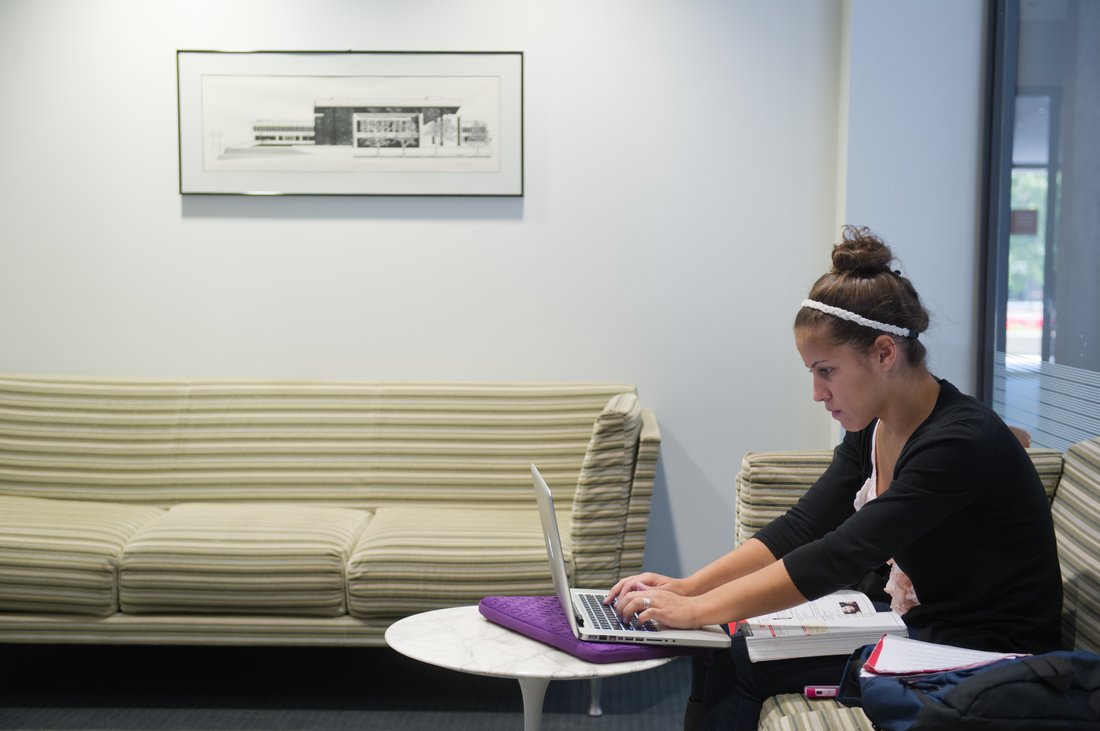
xmin=799 ymin=225 xmax=930 ymax=367
xmin=831 ymin=225 xmax=894 ymax=276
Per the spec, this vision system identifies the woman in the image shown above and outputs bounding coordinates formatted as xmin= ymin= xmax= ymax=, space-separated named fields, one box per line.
xmin=605 ymin=226 xmax=1063 ymax=730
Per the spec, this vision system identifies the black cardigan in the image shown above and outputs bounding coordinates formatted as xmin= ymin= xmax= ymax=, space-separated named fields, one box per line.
xmin=754 ymin=380 xmax=1063 ymax=654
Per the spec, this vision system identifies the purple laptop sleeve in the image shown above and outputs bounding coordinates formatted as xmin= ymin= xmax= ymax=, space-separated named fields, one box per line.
xmin=478 ymin=594 xmax=695 ymax=664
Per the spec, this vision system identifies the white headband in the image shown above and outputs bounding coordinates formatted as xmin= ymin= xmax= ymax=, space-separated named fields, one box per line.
xmin=800 ymin=299 xmax=917 ymax=339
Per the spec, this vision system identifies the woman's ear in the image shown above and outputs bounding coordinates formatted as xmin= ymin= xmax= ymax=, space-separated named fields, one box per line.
xmin=872 ymin=335 xmax=898 ymax=369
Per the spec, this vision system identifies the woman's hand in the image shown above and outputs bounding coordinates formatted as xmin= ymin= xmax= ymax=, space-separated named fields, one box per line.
xmin=603 ymin=572 xmax=685 ymax=607
xmin=614 ymin=587 xmax=702 ymax=630
xmin=599 ymin=540 xmax=791 ymax=630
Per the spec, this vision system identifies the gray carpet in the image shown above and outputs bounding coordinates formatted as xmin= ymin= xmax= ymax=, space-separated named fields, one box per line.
xmin=0 ymin=644 xmax=691 ymax=730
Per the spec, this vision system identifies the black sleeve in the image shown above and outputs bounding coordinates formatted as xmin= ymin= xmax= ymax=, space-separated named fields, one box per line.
xmin=779 ymin=419 xmax=997 ymax=601
xmin=753 ymin=427 xmax=870 ymax=560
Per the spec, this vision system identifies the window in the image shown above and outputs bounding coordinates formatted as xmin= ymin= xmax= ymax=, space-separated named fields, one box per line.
xmin=981 ymin=0 xmax=1100 ymax=451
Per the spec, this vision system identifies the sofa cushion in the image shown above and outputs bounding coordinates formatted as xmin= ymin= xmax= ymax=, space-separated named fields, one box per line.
xmin=761 ymin=692 xmax=824 ymax=722
xmin=346 ymin=506 xmax=553 ymax=619
xmin=759 ymin=695 xmax=874 ymax=731
xmin=0 ymin=496 xmax=164 ymax=616
xmin=1051 ymin=437 xmax=1100 ymax=652
xmin=0 ymin=376 xmax=635 ymax=509
xmin=119 ymin=503 xmax=370 ymax=616
xmin=736 ymin=450 xmax=833 ymax=546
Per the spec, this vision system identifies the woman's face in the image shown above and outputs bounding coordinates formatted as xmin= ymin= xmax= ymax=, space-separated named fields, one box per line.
xmin=795 ymin=326 xmax=882 ymax=432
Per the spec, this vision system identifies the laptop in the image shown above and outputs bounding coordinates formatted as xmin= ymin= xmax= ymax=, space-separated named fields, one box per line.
xmin=529 ymin=464 xmax=730 ymax=649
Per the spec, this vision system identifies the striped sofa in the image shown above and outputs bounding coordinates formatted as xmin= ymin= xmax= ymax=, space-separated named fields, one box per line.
xmin=0 ymin=375 xmax=659 ymax=646
xmin=734 ymin=437 xmax=1100 ymax=731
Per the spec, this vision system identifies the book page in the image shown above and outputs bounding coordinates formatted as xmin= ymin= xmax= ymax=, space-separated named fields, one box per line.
xmin=746 ymin=614 xmax=896 ymax=638
xmin=748 ymin=589 xmax=879 ymax=625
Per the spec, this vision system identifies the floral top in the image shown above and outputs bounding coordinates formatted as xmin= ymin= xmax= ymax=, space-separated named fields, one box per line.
xmin=852 ymin=422 xmax=921 ymax=615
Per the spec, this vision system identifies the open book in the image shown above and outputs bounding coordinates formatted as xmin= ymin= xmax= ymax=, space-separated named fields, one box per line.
xmin=735 ymin=589 xmax=907 ymax=662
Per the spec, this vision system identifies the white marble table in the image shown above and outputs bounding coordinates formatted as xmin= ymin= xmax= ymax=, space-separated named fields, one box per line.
xmin=385 ymin=605 xmax=674 ymax=731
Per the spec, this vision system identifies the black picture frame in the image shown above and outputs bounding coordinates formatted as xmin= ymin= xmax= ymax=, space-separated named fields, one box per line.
xmin=177 ymin=50 xmax=524 ymax=196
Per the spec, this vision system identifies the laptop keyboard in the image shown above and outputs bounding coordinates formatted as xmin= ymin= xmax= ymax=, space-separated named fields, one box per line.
xmin=579 ymin=593 xmax=657 ymax=632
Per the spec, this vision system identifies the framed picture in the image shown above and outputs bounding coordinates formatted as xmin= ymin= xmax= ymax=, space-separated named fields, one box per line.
xmin=177 ymin=50 xmax=524 ymax=196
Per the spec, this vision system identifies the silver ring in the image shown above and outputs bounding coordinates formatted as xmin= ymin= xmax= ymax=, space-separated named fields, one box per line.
xmin=642 ymin=597 xmax=651 ymax=610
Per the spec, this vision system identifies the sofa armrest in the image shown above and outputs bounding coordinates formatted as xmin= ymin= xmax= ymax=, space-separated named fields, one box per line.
xmin=617 ymin=409 xmax=661 ymax=579
xmin=1026 ymin=447 xmax=1064 ymax=501
xmin=1051 ymin=437 xmax=1100 ymax=652
xmin=569 ymin=393 xmax=649 ymax=588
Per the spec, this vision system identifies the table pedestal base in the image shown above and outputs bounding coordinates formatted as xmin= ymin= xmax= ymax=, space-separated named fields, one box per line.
xmin=518 ymin=677 xmax=549 ymax=731
xmin=385 ymin=606 xmax=672 ymax=731
xmin=588 ymin=678 xmax=603 ymax=717
xmin=517 ymin=677 xmax=603 ymax=730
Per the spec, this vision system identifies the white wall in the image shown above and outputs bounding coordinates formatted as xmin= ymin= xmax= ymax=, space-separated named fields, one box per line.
xmin=843 ymin=0 xmax=987 ymax=393
xmin=0 ymin=0 xmax=985 ymax=577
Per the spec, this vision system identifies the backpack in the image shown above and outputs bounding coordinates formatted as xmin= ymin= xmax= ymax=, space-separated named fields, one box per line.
xmin=839 ymin=645 xmax=1100 ymax=730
